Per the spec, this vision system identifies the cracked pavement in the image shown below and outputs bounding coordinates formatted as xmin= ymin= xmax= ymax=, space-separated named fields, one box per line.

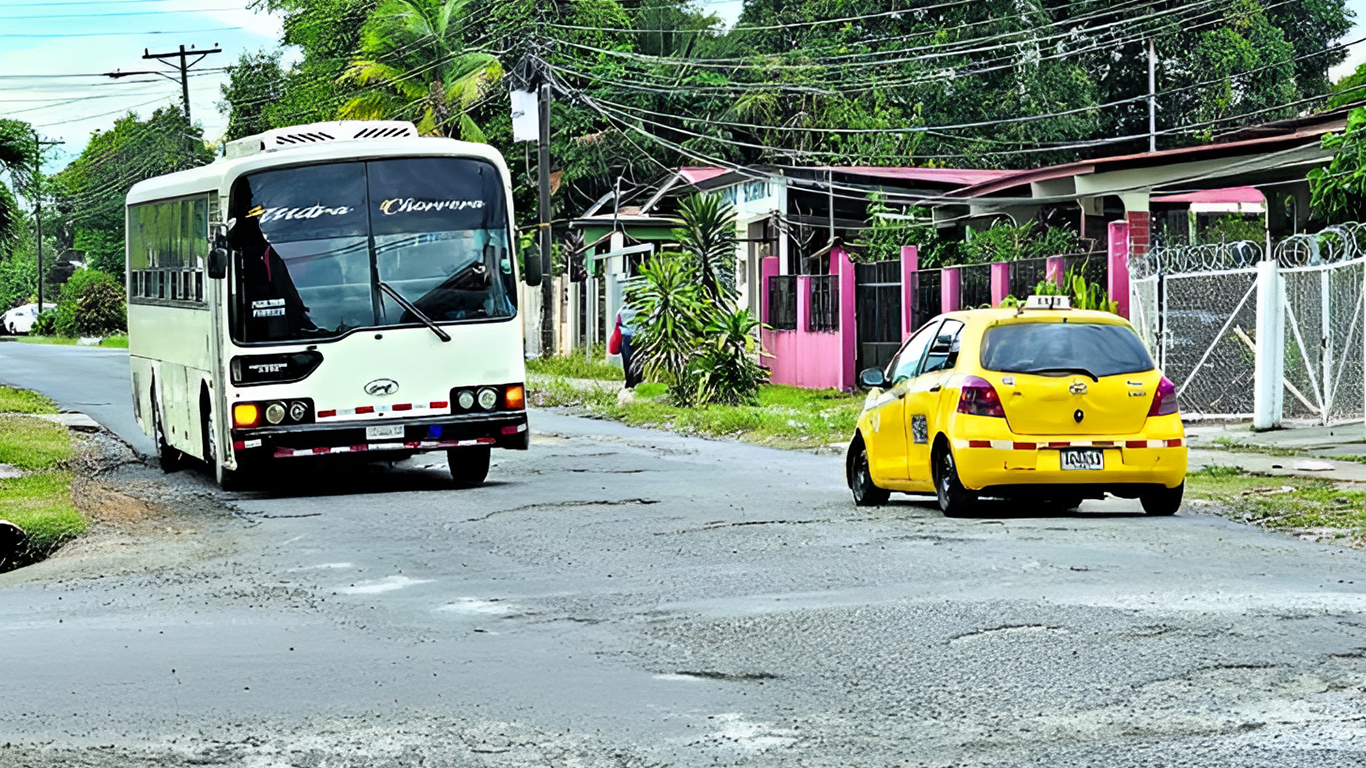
xmin=2 ymin=344 xmax=1366 ymax=766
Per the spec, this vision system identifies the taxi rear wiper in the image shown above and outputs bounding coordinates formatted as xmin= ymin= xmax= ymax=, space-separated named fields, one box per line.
xmin=377 ymin=280 xmax=451 ymax=342
xmin=1021 ymin=366 xmax=1098 ymax=382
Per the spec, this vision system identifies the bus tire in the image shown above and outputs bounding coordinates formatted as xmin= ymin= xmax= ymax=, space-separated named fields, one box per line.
xmin=152 ymin=392 xmax=186 ymax=473
xmin=448 ymin=446 xmax=491 ymax=486
xmin=202 ymin=400 xmax=246 ymax=491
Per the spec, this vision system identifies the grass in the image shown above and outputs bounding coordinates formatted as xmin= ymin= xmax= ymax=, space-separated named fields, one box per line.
xmin=1207 ymin=436 xmax=1307 ymax=458
xmin=0 ymin=386 xmax=58 ymax=415
xmin=530 ymin=376 xmax=863 ymax=449
xmin=10 ymin=334 xmax=128 ymax=348
xmin=0 ymin=387 xmax=85 ymax=567
xmin=525 ymin=349 xmax=623 ymax=381
xmin=1186 ymin=465 xmax=1366 ymax=543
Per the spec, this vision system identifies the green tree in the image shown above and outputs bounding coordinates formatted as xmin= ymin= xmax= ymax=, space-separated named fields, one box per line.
xmin=673 ymin=194 xmax=738 ymax=302
xmin=51 ymin=108 xmax=214 ymax=279
xmin=339 ymin=0 xmax=503 ymax=140
xmin=219 ymin=50 xmax=288 ymax=141
xmin=1308 ymin=107 xmax=1366 ymax=223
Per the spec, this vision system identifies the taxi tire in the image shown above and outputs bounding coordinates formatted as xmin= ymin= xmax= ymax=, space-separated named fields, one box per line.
xmin=1141 ymin=482 xmax=1184 ymax=516
xmin=850 ymin=440 xmax=889 ymax=507
xmin=935 ymin=447 xmax=977 ymax=517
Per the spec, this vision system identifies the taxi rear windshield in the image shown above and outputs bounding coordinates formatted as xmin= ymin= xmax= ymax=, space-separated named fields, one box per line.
xmin=980 ymin=322 xmax=1154 ymax=378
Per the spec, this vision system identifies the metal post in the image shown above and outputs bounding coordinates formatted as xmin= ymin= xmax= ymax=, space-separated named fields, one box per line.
xmin=537 ymin=81 xmax=554 ymax=357
xmin=31 ymin=131 xmax=63 ymax=314
xmin=1148 ymin=38 xmax=1157 ymax=153
xmin=1253 ymin=258 xmax=1285 ymax=430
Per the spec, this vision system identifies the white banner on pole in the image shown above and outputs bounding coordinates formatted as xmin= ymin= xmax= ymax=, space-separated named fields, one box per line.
xmin=510 ymin=89 xmax=538 ymax=143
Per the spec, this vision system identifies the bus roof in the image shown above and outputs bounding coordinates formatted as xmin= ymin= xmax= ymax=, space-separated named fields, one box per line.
xmin=126 ymin=123 xmax=509 ymax=207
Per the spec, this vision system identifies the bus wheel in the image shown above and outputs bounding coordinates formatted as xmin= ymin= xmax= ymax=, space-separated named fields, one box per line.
xmin=447 ymin=446 xmax=490 ymax=486
xmin=152 ymin=394 xmax=186 ymax=473
xmin=202 ymin=403 xmax=245 ymax=491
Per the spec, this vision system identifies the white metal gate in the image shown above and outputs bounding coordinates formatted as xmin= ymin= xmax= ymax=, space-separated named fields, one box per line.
xmin=1133 ymin=242 xmax=1263 ymax=419
xmin=1275 ymin=225 xmax=1366 ymax=425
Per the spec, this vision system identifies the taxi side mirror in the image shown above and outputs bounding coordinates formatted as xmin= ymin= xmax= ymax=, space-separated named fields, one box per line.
xmin=859 ymin=368 xmax=888 ymax=390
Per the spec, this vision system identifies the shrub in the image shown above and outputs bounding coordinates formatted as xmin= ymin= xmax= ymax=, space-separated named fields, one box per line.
xmin=690 ymin=309 xmax=768 ymax=406
xmin=30 ymin=309 xmax=58 ymax=336
xmin=625 ymin=253 xmax=707 ymax=402
xmin=50 ymin=268 xmax=125 ymax=337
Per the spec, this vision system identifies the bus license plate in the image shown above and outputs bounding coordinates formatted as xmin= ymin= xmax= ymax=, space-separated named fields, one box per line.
xmin=1061 ymin=448 xmax=1104 ymax=471
xmin=366 ymin=424 xmax=405 ymax=441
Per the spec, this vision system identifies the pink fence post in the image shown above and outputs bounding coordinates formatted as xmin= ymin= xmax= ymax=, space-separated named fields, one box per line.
xmin=1046 ymin=255 xmax=1067 ymax=286
xmin=941 ymin=266 xmax=961 ymax=313
xmin=836 ymin=247 xmax=858 ymax=389
xmin=796 ymin=274 xmax=811 ymax=334
xmin=900 ymin=245 xmax=918 ymax=339
xmin=989 ymin=262 xmax=1010 ymax=306
xmin=1108 ymin=221 xmax=1130 ymax=318
xmin=759 ymin=256 xmax=779 ymax=369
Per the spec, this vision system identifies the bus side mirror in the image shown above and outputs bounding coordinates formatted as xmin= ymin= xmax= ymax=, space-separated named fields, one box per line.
xmin=208 ymin=247 xmax=229 ymax=279
xmin=523 ymin=244 xmax=542 ymax=287
xmin=208 ymin=228 xmax=229 ymax=279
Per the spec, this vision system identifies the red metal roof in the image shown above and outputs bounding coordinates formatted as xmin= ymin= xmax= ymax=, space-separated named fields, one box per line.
xmin=1150 ymin=186 xmax=1266 ymax=205
xmin=678 ymin=167 xmax=729 ymax=184
xmin=814 ymin=166 xmax=1016 ymax=186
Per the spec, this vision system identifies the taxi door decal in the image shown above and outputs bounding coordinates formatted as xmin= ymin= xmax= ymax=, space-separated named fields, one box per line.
xmin=911 ymin=414 xmax=928 ymax=444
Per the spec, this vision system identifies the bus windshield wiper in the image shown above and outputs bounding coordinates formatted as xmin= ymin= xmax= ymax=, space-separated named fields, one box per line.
xmin=377 ymin=280 xmax=451 ymax=342
xmin=1019 ymin=366 xmax=1099 ymax=382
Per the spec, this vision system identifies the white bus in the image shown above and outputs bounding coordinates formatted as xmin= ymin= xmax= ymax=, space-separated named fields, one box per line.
xmin=125 ymin=121 xmax=542 ymax=489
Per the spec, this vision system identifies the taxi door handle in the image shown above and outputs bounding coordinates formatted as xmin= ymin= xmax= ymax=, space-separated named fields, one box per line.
xmin=929 ymin=384 xmax=942 ymax=393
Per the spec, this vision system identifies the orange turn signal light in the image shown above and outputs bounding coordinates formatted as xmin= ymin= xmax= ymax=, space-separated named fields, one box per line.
xmin=233 ymin=403 xmax=261 ymax=428
xmin=505 ymin=384 xmax=525 ymax=410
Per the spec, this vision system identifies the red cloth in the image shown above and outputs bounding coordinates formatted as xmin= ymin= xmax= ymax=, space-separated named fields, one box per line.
xmin=608 ymin=317 xmax=622 ymax=355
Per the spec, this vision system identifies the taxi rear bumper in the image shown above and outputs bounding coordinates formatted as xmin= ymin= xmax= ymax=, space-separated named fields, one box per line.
xmin=952 ymin=435 xmax=1187 ymax=492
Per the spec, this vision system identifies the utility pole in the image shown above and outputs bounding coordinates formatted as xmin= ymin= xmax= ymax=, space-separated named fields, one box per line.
xmin=537 ymin=80 xmax=555 ymax=357
xmin=1148 ymin=38 xmax=1157 ymax=154
xmin=104 ymin=44 xmax=222 ymax=123
xmin=31 ymin=131 xmax=63 ymax=314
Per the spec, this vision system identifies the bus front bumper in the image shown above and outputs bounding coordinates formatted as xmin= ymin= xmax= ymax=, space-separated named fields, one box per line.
xmin=230 ymin=411 xmax=530 ymax=459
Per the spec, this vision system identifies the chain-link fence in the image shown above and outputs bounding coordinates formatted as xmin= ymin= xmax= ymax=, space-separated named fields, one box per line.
xmin=1136 ymin=225 xmax=1366 ymax=425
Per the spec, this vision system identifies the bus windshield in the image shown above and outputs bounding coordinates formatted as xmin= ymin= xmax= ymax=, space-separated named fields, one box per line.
xmin=228 ymin=157 xmax=516 ymax=344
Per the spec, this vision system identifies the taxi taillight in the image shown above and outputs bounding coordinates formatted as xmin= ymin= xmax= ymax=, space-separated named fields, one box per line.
xmin=957 ymin=376 xmax=1006 ymax=418
xmin=1148 ymin=376 xmax=1179 ymax=416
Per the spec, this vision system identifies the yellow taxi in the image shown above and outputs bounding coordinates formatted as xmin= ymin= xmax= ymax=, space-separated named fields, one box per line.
xmin=846 ymin=296 xmax=1186 ymax=515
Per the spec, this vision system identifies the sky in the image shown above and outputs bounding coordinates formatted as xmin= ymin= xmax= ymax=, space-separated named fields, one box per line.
xmin=0 ymin=0 xmax=1359 ymax=172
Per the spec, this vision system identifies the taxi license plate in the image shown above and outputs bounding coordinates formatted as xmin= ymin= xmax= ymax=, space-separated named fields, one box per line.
xmin=365 ymin=424 xmax=405 ymax=441
xmin=1060 ymin=448 xmax=1104 ymax=471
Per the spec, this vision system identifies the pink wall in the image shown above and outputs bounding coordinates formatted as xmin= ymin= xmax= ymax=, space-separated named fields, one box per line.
xmin=989 ymin=262 xmax=1010 ymax=306
xmin=760 ymin=247 xmax=858 ymax=391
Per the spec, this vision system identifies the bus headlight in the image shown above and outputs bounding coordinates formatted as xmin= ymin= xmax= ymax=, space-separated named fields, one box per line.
xmin=477 ymin=388 xmax=498 ymax=410
xmin=265 ymin=402 xmax=286 ymax=425
xmin=457 ymin=390 xmax=475 ymax=410
xmin=288 ymin=401 xmax=309 ymax=422
xmin=504 ymin=384 xmax=525 ymax=410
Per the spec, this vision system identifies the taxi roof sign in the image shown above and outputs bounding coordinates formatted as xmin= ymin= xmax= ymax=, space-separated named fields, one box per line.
xmin=1024 ymin=295 xmax=1071 ymax=310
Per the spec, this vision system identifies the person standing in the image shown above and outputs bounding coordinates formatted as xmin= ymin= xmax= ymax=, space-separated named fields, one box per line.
xmin=609 ymin=305 xmax=641 ymax=388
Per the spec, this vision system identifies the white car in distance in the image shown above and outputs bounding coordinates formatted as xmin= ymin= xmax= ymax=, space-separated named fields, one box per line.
xmin=3 ymin=303 xmax=50 ymax=335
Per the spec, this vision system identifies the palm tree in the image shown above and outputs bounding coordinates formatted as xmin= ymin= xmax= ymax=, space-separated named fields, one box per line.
xmin=339 ymin=0 xmax=503 ymax=141
xmin=673 ymin=194 xmax=738 ymax=304
xmin=0 ymin=120 xmax=36 ymax=250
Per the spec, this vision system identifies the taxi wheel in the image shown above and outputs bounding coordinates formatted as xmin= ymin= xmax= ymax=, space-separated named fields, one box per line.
xmin=850 ymin=441 xmax=889 ymax=507
xmin=935 ymin=447 xmax=977 ymax=517
xmin=449 ymin=446 xmax=491 ymax=486
xmin=1141 ymin=483 xmax=1184 ymax=516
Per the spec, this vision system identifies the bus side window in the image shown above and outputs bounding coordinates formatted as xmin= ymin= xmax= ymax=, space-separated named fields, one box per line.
xmin=195 ymin=272 xmax=203 ymax=303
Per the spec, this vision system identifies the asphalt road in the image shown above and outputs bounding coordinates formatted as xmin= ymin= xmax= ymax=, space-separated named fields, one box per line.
xmin=2 ymin=347 xmax=1366 ymax=766
xmin=0 ymin=341 xmax=155 ymax=456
